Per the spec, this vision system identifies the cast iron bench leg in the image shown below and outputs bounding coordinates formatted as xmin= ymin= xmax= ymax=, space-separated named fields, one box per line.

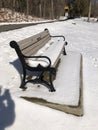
xmin=20 ymin=70 xmax=27 ymax=90
xmin=48 ymin=71 xmax=56 ymax=92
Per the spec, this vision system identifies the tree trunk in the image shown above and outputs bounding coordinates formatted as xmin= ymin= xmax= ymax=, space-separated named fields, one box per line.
xmin=43 ymin=1 xmax=46 ymax=18
xmin=39 ymin=2 xmax=42 ymax=18
xmin=51 ymin=0 xmax=54 ymax=19
xmin=12 ymin=0 xmax=15 ymax=15
xmin=93 ymin=0 xmax=96 ymax=18
xmin=88 ymin=0 xmax=91 ymax=22
xmin=27 ymin=0 xmax=29 ymax=20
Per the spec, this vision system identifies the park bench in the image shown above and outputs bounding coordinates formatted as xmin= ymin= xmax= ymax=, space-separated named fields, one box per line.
xmin=10 ymin=28 xmax=68 ymax=92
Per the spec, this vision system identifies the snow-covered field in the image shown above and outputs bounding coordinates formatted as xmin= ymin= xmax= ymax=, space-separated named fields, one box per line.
xmin=0 ymin=8 xmax=45 ymax=22
xmin=0 ymin=18 xmax=98 ymax=130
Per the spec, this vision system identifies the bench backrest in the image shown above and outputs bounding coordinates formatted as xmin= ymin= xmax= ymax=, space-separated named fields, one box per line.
xmin=18 ymin=29 xmax=51 ymax=56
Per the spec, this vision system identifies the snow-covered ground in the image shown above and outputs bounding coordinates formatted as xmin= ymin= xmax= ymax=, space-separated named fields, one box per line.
xmin=0 ymin=8 xmax=45 ymax=22
xmin=0 ymin=18 xmax=98 ymax=130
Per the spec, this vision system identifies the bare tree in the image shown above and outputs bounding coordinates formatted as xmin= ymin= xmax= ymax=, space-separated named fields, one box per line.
xmin=93 ymin=0 xmax=97 ymax=18
xmin=39 ymin=1 xmax=42 ymax=18
xmin=51 ymin=0 xmax=54 ymax=19
xmin=43 ymin=1 xmax=46 ymax=18
xmin=88 ymin=0 xmax=91 ymax=22
xmin=0 ymin=0 xmax=69 ymax=19
xmin=26 ymin=0 xmax=29 ymax=20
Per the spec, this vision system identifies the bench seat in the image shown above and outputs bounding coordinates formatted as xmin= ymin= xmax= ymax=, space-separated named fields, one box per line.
xmin=26 ymin=38 xmax=65 ymax=68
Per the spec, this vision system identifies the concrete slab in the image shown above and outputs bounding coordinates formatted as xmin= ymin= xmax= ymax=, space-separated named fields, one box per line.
xmin=19 ymin=51 xmax=83 ymax=116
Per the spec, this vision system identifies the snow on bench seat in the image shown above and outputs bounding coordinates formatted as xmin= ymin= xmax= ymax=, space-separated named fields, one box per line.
xmin=27 ymin=38 xmax=65 ymax=68
xmin=43 ymin=38 xmax=65 ymax=67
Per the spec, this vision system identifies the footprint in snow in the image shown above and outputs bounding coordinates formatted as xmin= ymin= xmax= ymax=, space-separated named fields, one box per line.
xmin=90 ymin=56 xmax=98 ymax=68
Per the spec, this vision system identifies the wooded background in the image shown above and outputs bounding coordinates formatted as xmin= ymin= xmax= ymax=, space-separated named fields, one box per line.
xmin=0 ymin=0 xmax=98 ymax=19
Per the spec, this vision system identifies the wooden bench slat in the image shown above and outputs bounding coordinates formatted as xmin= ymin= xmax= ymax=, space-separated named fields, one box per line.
xmin=18 ymin=31 xmax=50 ymax=50
xmin=22 ymin=35 xmax=51 ymax=56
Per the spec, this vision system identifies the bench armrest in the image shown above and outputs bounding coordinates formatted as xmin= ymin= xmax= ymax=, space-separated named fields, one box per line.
xmin=24 ymin=55 xmax=51 ymax=67
xmin=50 ymin=35 xmax=68 ymax=46
xmin=44 ymin=28 xmax=67 ymax=45
xmin=50 ymin=35 xmax=65 ymax=41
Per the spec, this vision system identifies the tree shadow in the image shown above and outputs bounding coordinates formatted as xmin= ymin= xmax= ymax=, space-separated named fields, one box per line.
xmin=0 ymin=87 xmax=15 ymax=130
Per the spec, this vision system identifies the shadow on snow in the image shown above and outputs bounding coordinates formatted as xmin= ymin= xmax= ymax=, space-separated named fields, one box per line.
xmin=0 ymin=86 xmax=15 ymax=130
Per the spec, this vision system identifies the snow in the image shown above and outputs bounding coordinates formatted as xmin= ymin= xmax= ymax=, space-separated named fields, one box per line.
xmin=27 ymin=38 xmax=65 ymax=67
xmin=0 ymin=8 xmax=46 ymax=23
xmin=0 ymin=18 xmax=98 ymax=130
xmin=12 ymin=52 xmax=81 ymax=106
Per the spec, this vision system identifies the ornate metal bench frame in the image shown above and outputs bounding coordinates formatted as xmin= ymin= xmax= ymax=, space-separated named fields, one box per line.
xmin=10 ymin=29 xmax=67 ymax=92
